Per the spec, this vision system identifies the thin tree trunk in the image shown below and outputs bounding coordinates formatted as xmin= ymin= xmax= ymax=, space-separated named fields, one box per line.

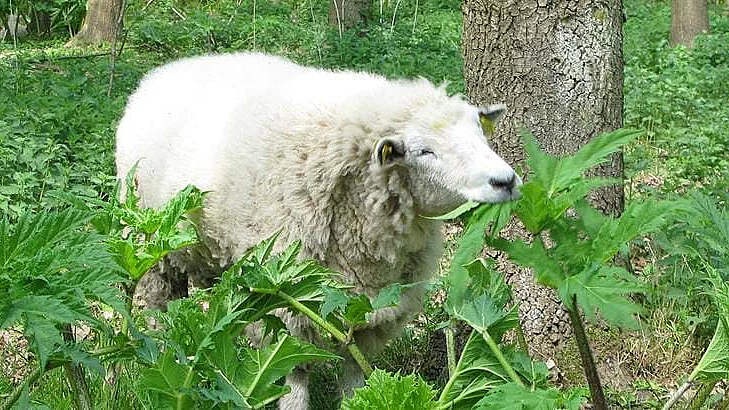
xmin=67 ymin=0 xmax=123 ymax=47
xmin=329 ymin=0 xmax=372 ymax=31
xmin=463 ymin=0 xmax=624 ymax=367
xmin=670 ymin=0 xmax=710 ymax=47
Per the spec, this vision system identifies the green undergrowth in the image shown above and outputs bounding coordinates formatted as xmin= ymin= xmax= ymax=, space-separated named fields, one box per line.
xmin=624 ymin=0 xmax=729 ymax=198
xmin=623 ymin=0 xmax=729 ymax=351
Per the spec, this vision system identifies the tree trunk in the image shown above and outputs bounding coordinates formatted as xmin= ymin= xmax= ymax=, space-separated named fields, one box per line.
xmin=670 ymin=0 xmax=710 ymax=48
xmin=28 ymin=8 xmax=51 ymax=37
xmin=329 ymin=0 xmax=372 ymax=31
xmin=67 ymin=0 xmax=123 ymax=47
xmin=463 ymin=0 xmax=624 ymax=360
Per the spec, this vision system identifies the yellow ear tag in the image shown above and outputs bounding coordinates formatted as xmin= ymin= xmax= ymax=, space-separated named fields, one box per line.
xmin=381 ymin=143 xmax=392 ymax=164
xmin=479 ymin=116 xmax=495 ymax=135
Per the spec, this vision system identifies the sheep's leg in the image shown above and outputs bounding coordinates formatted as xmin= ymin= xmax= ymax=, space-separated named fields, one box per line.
xmin=278 ymin=368 xmax=310 ymax=410
xmin=339 ymin=354 xmax=366 ymax=398
xmin=134 ymin=259 xmax=188 ymax=311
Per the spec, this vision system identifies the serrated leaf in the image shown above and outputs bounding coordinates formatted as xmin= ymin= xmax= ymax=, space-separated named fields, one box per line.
xmin=474 ymin=382 xmax=585 ymax=410
xmin=371 ymin=283 xmax=404 ymax=310
xmin=449 ymin=208 xmax=490 ymax=280
xmin=560 ymin=265 xmax=643 ymax=328
xmin=137 ymin=349 xmax=197 ymax=409
xmin=463 ymin=258 xmax=511 ymax=307
xmin=426 ymin=201 xmax=480 ymax=220
xmin=206 ymin=331 xmax=339 ymax=407
xmin=344 ymin=294 xmax=374 ymax=325
xmin=320 ymin=287 xmax=350 ymax=320
xmin=689 ymin=274 xmax=729 ymax=382
xmin=438 ymin=331 xmax=510 ymax=408
xmin=449 ymin=295 xmax=519 ymax=342
xmin=588 ymin=200 xmax=676 ymax=263
xmin=488 ymin=237 xmax=564 ymax=289
xmin=560 ymin=129 xmax=641 ymax=186
xmin=342 ymin=369 xmax=438 ymax=410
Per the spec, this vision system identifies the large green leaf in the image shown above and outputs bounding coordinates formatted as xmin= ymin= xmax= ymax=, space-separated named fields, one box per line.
xmin=341 ymin=369 xmax=438 ymax=410
xmin=488 ymin=237 xmax=564 ymax=289
xmin=559 ymin=265 xmax=643 ymax=328
xmin=438 ymin=330 xmax=513 ymax=408
xmin=138 ymin=349 xmax=198 ymax=409
xmin=474 ymin=382 xmax=585 ymax=410
xmin=204 ymin=331 xmax=339 ymax=408
xmin=689 ymin=275 xmax=729 ymax=382
xmin=0 ymin=209 xmax=127 ymax=368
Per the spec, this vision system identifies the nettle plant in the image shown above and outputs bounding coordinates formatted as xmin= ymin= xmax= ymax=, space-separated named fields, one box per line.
xmin=0 ymin=170 xmax=205 ymax=410
xmin=434 ymin=129 xmax=682 ymax=409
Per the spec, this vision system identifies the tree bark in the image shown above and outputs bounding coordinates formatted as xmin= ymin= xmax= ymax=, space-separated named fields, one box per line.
xmin=329 ymin=0 xmax=372 ymax=30
xmin=463 ymin=0 xmax=624 ymax=360
xmin=670 ymin=0 xmax=710 ymax=48
xmin=67 ymin=0 xmax=123 ymax=47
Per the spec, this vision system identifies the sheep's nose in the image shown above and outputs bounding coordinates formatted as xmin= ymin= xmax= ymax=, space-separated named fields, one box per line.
xmin=489 ymin=174 xmax=517 ymax=191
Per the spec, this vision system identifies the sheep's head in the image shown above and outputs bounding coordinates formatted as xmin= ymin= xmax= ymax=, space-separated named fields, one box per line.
xmin=374 ymin=103 xmax=522 ymax=217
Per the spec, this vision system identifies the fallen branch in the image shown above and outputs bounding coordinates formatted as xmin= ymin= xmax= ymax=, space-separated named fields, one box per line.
xmin=662 ymin=381 xmax=693 ymax=410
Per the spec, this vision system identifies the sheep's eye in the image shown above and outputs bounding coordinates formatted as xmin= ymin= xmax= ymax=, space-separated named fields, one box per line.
xmin=418 ymin=149 xmax=435 ymax=157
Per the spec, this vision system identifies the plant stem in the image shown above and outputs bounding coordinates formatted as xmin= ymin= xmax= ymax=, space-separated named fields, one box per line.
xmin=481 ymin=330 xmax=524 ymax=387
xmin=662 ymin=381 xmax=693 ymax=410
xmin=276 ymin=290 xmax=373 ymax=377
xmin=438 ymin=330 xmax=475 ymax=404
xmin=445 ymin=326 xmax=456 ymax=378
xmin=62 ymin=324 xmax=92 ymax=410
xmin=64 ymin=362 xmax=92 ymax=410
xmin=1 ymin=365 xmax=44 ymax=410
xmin=566 ymin=296 xmax=607 ymax=410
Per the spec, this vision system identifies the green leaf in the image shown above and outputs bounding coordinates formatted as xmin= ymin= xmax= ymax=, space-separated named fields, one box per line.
xmin=561 ymin=129 xmax=642 ymax=186
xmin=438 ymin=330 xmax=511 ymax=408
xmin=320 ymin=286 xmax=350 ymax=320
xmin=449 ymin=295 xmax=519 ymax=342
xmin=320 ymin=286 xmax=374 ymax=325
xmin=371 ymin=283 xmax=404 ymax=310
xmin=341 ymin=369 xmax=438 ymax=410
xmin=463 ymin=259 xmax=512 ymax=308
xmin=474 ymin=382 xmax=585 ymax=410
xmin=206 ymin=331 xmax=339 ymax=407
xmin=137 ymin=349 xmax=197 ymax=409
xmin=560 ymin=265 xmax=643 ymax=328
xmin=343 ymin=294 xmax=374 ymax=325
xmin=586 ymin=200 xmax=677 ymax=263
xmin=488 ymin=237 xmax=564 ymax=289
xmin=426 ymin=201 xmax=480 ymax=220
xmin=689 ymin=274 xmax=729 ymax=382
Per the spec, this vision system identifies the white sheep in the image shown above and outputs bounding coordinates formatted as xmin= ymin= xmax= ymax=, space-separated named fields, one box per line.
xmin=116 ymin=52 xmax=521 ymax=410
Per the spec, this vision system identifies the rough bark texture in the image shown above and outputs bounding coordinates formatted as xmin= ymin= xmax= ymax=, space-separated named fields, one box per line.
xmin=329 ymin=0 xmax=372 ymax=30
xmin=463 ymin=0 xmax=624 ymax=359
xmin=670 ymin=0 xmax=710 ymax=47
xmin=67 ymin=0 xmax=123 ymax=47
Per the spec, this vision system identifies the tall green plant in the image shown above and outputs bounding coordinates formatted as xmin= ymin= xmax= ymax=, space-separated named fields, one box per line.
xmin=661 ymin=194 xmax=729 ymax=409
xmin=343 ymin=258 xmax=584 ymax=409
xmin=0 ymin=208 xmax=126 ymax=410
xmin=0 ymin=170 xmax=205 ymax=409
xmin=449 ymin=129 xmax=681 ymax=409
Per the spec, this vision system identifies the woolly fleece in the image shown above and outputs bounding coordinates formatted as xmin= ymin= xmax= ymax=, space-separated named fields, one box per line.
xmin=116 ymin=52 xmax=520 ymax=409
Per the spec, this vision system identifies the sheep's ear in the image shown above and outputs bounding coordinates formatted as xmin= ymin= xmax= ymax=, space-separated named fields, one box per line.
xmin=374 ymin=138 xmax=405 ymax=166
xmin=478 ymin=104 xmax=506 ymax=136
